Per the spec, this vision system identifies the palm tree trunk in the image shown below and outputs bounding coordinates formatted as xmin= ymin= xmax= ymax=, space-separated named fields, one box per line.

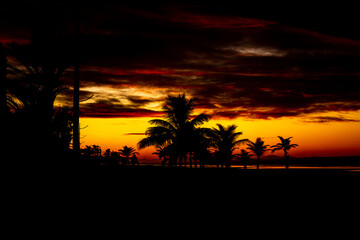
xmin=189 ymin=153 xmax=192 ymax=168
xmin=284 ymin=151 xmax=289 ymax=169
xmin=72 ymin=2 xmax=81 ymax=159
xmin=257 ymin=156 xmax=260 ymax=170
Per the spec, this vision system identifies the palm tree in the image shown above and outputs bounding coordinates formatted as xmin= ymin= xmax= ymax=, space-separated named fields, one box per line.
xmin=210 ymin=124 xmax=249 ymax=168
xmin=153 ymin=146 xmax=172 ymax=167
xmin=7 ymin=42 xmax=69 ymax=123
xmin=271 ymin=136 xmax=299 ymax=169
xmin=53 ymin=107 xmax=74 ymax=152
xmin=130 ymin=152 xmax=140 ymax=166
xmin=246 ymin=138 xmax=270 ymax=170
xmin=6 ymin=41 xmax=70 ymax=161
xmin=138 ymin=94 xmax=211 ymax=167
xmin=119 ymin=145 xmax=138 ymax=166
xmin=72 ymin=2 xmax=81 ymax=158
xmin=235 ymin=149 xmax=252 ymax=170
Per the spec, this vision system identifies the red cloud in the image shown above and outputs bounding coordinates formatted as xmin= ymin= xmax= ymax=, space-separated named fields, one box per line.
xmin=171 ymin=12 xmax=276 ymax=29
xmin=87 ymin=66 xmax=214 ymax=77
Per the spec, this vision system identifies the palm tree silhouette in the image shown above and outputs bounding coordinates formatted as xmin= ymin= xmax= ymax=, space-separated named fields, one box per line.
xmin=271 ymin=136 xmax=299 ymax=169
xmin=119 ymin=145 xmax=138 ymax=166
xmin=235 ymin=149 xmax=253 ymax=170
xmin=7 ymin=42 xmax=69 ymax=125
xmin=138 ymin=94 xmax=210 ymax=167
xmin=6 ymin=41 xmax=70 ymax=161
xmin=130 ymin=152 xmax=140 ymax=166
xmin=153 ymin=145 xmax=173 ymax=167
xmin=246 ymin=138 xmax=270 ymax=169
xmin=210 ymin=124 xmax=249 ymax=168
xmin=53 ymin=107 xmax=74 ymax=152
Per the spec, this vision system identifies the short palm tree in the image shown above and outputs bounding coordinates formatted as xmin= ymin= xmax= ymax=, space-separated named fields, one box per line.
xmin=130 ymin=152 xmax=140 ymax=166
xmin=246 ymin=138 xmax=270 ymax=169
xmin=119 ymin=145 xmax=138 ymax=165
xmin=153 ymin=145 xmax=174 ymax=166
xmin=271 ymin=136 xmax=299 ymax=169
xmin=235 ymin=149 xmax=253 ymax=170
xmin=138 ymin=94 xmax=210 ymax=167
xmin=210 ymin=124 xmax=249 ymax=168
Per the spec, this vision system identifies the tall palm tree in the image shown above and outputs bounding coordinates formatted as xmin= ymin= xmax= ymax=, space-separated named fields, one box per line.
xmin=246 ymin=138 xmax=270 ymax=170
xmin=72 ymin=2 xmax=81 ymax=158
xmin=119 ymin=145 xmax=138 ymax=166
xmin=138 ymin=94 xmax=211 ymax=167
xmin=210 ymin=124 xmax=249 ymax=168
xmin=6 ymin=41 xmax=70 ymax=161
xmin=271 ymin=136 xmax=298 ymax=169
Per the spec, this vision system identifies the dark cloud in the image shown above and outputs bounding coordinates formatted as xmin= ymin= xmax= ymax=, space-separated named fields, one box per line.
xmin=3 ymin=1 xmax=360 ymax=122
xmin=80 ymin=99 xmax=162 ymax=118
xmin=124 ymin=133 xmax=146 ymax=135
xmin=305 ymin=116 xmax=360 ymax=123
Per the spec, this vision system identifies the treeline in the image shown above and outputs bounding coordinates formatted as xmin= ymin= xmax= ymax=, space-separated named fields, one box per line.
xmin=138 ymin=94 xmax=298 ymax=169
xmin=81 ymin=145 xmax=140 ymax=167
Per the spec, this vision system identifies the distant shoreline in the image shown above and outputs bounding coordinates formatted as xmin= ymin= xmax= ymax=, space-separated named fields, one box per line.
xmin=139 ymin=155 xmax=360 ymax=167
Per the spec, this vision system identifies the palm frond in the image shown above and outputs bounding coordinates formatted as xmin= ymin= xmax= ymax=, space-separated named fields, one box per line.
xmin=148 ymin=119 xmax=176 ymax=130
xmin=190 ymin=113 xmax=211 ymax=126
xmin=138 ymin=136 xmax=169 ymax=149
xmin=145 ymin=126 xmax=173 ymax=136
xmin=216 ymin=123 xmax=225 ymax=132
xmin=234 ymin=138 xmax=250 ymax=146
xmin=271 ymin=146 xmax=283 ymax=153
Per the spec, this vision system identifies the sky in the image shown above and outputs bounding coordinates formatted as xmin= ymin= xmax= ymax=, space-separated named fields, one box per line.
xmin=1 ymin=1 xmax=360 ymax=161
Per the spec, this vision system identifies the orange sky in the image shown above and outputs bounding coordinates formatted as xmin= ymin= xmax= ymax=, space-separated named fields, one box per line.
xmin=80 ymin=110 xmax=360 ymax=162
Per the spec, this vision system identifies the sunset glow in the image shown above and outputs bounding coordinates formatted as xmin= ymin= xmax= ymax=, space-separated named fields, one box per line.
xmin=2 ymin=1 xmax=360 ymax=167
xmin=80 ymin=110 xmax=360 ymax=162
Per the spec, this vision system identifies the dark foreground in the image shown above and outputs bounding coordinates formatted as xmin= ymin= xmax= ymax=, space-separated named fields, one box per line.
xmin=4 ymin=164 xmax=360 ymax=226
xmin=8 ymin=164 xmax=359 ymax=195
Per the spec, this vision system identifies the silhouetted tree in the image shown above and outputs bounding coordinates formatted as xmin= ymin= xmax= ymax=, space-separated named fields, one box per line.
xmin=271 ymin=136 xmax=298 ymax=169
xmin=72 ymin=2 xmax=81 ymax=158
xmin=6 ymin=41 xmax=70 ymax=161
xmin=7 ymin=42 xmax=69 ymax=123
xmin=153 ymin=146 xmax=172 ymax=167
xmin=209 ymin=124 xmax=249 ymax=168
xmin=104 ymin=149 xmax=111 ymax=158
xmin=103 ymin=149 xmax=120 ymax=167
xmin=118 ymin=145 xmax=138 ymax=166
xmin=235 ymin=149 xmax=253 ymax=170
xmin=130 ymin=153 xmax=140 ymax=166
xmin=53 ymin=107 xmax=73 ymax=152
xmin=138 ymin=94 xmax=210 ymax=167
xmin=82 ymin=145 xmax=101 ymax=157
xmin=246 ymin=138 xmax=270 ymax=169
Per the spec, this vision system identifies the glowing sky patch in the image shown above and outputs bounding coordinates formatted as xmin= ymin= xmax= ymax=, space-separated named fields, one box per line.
xmin=224 ymin=46 xmax=287 ymax=57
